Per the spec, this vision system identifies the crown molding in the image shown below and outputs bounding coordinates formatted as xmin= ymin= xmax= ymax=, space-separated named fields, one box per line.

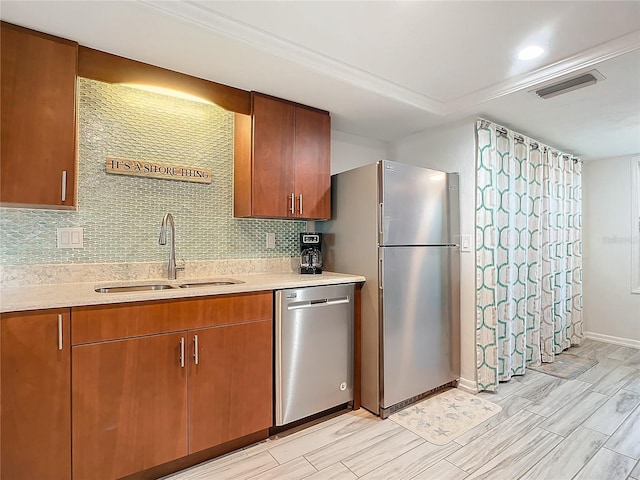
xmin=139 ymin=0 xmax=447 ymax=115
xmin=139 ymin=1 xmax=639 ymax=118
xmin=446 ymin=30 xmax=640 ymax=114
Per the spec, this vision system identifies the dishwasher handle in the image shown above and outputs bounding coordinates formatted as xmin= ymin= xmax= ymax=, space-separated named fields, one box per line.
xmin=287 ymin=296 xmax=350 ymax=310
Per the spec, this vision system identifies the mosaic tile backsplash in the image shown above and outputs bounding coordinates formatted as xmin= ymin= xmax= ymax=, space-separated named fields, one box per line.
xmin=0 ymin=78 xmax=307 ymax=265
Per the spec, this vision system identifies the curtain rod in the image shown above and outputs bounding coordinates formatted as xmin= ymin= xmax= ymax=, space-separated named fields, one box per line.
xmin=477 ymin=117 xmax=582 ymax=163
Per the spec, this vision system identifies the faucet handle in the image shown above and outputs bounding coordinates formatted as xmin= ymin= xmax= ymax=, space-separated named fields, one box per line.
xmin=176 ymin=258 xmax=186 ymax=273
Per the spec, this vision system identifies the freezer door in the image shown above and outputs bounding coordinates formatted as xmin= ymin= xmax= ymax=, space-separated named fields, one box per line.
xmin=275 ymin=284 xmax=355 ymax=426
xmin=379 ymin=160 xmax=460 ymax=246
xmin=379 ymin=246 xmax=460 ymax=410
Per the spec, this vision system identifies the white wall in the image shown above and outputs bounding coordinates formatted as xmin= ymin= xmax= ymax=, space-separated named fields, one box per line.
xmin=387 ymin=119 xmax=477 ymax=390
xmin=331 ymin=130 xmax=388 ymax=174
xmin=583 ymin=156 xmax=640 ymax=346
xmin=312 ymin=129 xmax=387 ymax=232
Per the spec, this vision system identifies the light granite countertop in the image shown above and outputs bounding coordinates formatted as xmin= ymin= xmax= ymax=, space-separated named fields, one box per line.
xmin=0 ymin=271 xmax=366 ymax=313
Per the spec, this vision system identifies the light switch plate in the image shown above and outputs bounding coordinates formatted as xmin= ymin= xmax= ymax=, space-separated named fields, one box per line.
xmin=57 ymin=227 xmax=84 ymax=249
xmin=460 ymin=235 xmax=471 ymax=253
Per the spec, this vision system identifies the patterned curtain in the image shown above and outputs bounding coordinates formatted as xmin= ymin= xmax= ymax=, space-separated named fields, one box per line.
xmin=475 ymin=119 xmax=583 ymax=391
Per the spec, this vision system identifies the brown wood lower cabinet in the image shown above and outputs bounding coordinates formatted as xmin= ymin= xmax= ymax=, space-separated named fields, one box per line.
xmin=70 ymin=292 xmax=273 ymax=480
xmin=1 ymin=308 xmax=71 ymax=480
xmin=188 ymin=320 xmax=272 ymax=453
xmin=72 ymin=332 xmax=189 ymax=480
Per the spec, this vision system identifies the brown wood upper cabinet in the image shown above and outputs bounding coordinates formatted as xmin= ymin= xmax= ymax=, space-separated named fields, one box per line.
xmin=1 ymin=308 xmax=71 ymax=480
xmin=1 ymin=22 xmax=78 ymax=209
xmin=71 ymin=293 xmax=273 ymax=480
xmin=234 ymin=92 xmax=331 ymax=220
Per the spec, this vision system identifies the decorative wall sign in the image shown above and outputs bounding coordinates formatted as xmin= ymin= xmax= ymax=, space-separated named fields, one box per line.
xmin=105 ymin=157 xmax=212 ymax=184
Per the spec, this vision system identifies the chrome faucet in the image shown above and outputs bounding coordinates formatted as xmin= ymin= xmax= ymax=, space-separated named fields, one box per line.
xmin=158 ymin=213 xmax=184 ymax=280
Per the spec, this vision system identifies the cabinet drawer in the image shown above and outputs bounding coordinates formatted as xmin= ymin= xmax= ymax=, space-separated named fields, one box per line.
xmin=71 ymin=291 xmax=272 ymax=344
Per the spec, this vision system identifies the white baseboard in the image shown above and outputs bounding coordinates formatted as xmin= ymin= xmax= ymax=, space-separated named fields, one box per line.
xmin=457 ymin=376 xmax=478 ymax=393
xmin=585 ymin=331 xmax=640 ymax=349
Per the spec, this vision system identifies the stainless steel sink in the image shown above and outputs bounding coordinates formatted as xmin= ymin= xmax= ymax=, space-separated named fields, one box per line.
xmin=178 ymin=279 xmax=244 ymax=288
xmin=94 ymin=284 xmax=174 ymax=293
xmin=94 ymin=279 xmax=244 ymax=293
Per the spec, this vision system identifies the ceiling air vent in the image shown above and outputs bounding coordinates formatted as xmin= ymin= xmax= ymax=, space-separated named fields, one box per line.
xmin=534 ymin=70 xmax=605 ymax=99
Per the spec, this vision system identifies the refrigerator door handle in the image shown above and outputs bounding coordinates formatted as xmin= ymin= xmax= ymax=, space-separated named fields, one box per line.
xmin=379 ymin=203 xmax=384 ymax=237
xmin=378 ymin=257 xmax=383 ymax=290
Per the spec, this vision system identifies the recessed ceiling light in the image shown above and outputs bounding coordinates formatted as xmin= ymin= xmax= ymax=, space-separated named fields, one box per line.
xmin=518 ymin=45 xmax=545 ymax=61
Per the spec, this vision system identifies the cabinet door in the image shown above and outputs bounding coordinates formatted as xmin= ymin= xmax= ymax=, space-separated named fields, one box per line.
xmin=1 ymin=309 xmax=71 ymax=480
xmin=188 ymin=319 xmax=272 ymax=453
xmin=252 ymin=93 xmax=296 ymax=217
xmin=0 ymin=22 xmax=77 ymax=208
xmin=72 ymin=333 xmax=188 ymax=480
xmin=294 ymin=106 xmax=331 ymax=220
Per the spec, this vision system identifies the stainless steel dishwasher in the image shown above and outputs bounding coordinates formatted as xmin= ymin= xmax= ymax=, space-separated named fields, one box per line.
xmin=275 ymin=283 xmax=355 ymax=426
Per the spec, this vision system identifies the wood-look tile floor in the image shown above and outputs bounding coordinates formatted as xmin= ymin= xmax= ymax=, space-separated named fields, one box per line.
xmin=165 ymin=340 xmax=640 ymax=480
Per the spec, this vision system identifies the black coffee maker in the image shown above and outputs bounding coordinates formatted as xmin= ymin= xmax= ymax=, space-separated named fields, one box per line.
xmin=299 ymin=232 xmax=323 ymax=274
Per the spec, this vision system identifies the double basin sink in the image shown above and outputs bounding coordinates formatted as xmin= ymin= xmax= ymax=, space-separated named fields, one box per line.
xmin=95 ymin=279 xmax=243 ymax=294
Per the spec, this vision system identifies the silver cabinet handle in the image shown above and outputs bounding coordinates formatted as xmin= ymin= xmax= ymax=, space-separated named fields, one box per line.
xmin=290 ymin=193 xmax=295 ymax=214
xmin=57 ymin=314 xmax=63 ymax=350
xmin=193 ymin=334 xmax=199 ymax=365
xmin=61 ymin=171 xmax=67 ymax=202
xmin=179 ymin=337 xmax=185 ymax=368
xmin=299 ymin=194 xmax=303 ymax=215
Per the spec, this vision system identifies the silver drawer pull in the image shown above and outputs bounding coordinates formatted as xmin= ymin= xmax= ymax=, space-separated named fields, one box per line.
xmin=299 ymin=194 xmax=303 ymax=215
xmin=290 ymin=193 xmax=295 ymax=214
xmin=193 ymin=335 xmax=199 ymax=365
xmin=179 ymin=337 xmax=185 ymax=368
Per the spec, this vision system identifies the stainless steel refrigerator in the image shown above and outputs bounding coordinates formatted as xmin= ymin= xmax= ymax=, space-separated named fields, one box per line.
xmin=320 ymin=160 xmax=460 ymax=418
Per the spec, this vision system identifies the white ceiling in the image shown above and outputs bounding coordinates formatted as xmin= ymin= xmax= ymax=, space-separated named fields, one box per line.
xmin=2 ymin=1 xmax=639 ymax=160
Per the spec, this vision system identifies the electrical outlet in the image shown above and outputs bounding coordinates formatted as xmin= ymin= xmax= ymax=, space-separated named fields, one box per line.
xmin=57 ymin=227 xmax=84 ymax=249
xmin=266 ymin=232 xmax=276 ymax=249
